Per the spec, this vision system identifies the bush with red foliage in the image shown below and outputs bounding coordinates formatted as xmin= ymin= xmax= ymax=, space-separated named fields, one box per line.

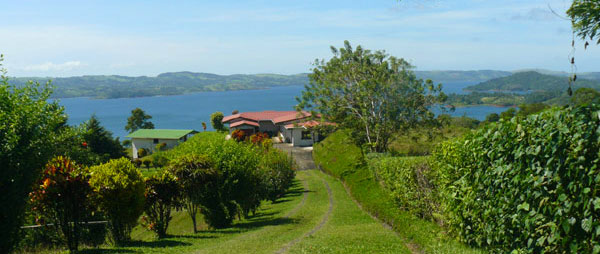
xmin=249 ymin=132 xmax=269 ymax=145
xmin=29 ymin=157 xmax=92 ymax=253
xmin=231 ymin=129 xmax=247 ymax=142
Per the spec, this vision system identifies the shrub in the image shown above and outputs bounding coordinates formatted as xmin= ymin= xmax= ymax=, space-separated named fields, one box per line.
xmin=142 ymin=159 xmax=151 ymax=169
xmin=370 ymin=156 xmax=439 ymax=221
xmin=210 ymin=111 xmax=226 ymax=131
xmin=168 ymin=154 xmax=223 ymax=231
xmin=260 ymin=149 xmax=296 ymax=202
xmin=151 ymin=151 xmax=169 ymax=168
xmin=249 ymin=132 xmax=269 ymax=145
xmin=133 ymin=158 xmax=142 ymax=168
xmin=142 ymin=172 xmax=181 ymax=238
xmin=29 ymin=157 xmax=92 ymax=253
xmin=137 ymin=148 xmax=148 ymax=158
xmin=433 ymin=105 xmax=600 ymax=253
xmin=88 ymin=158 xmax=145 ymax=245
xmin=231 ymin=129 xmax=247 ymax=142
xmin=155 ymin=142 xmax=167 ymax=152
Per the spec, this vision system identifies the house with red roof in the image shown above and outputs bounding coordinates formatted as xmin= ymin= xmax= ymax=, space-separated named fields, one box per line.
xmin=222 ymin=110 xmax=331 ymax=147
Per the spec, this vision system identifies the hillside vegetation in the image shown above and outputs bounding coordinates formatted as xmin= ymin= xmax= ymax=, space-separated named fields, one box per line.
xmin=11 ymin=72 xmax=309 ymax=99
xmin=447 ymin=72 xmax=600 ymax=106
xmin=465 ymin=71 xmax=600 ymax=92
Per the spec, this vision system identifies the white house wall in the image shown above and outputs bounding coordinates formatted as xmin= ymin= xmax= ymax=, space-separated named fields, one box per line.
xmin=290 ymin=128 xmax=314 ymax=147
xmin=131 ymin=138 xmax=180 ymax=159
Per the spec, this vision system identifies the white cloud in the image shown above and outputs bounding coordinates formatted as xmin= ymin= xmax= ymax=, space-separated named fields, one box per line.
xmin=22 ymin=61 xmax=84 ymax=72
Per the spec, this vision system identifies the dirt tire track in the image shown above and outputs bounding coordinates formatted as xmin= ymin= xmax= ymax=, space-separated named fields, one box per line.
xmin=282 ymin=179 xmax=309 ymax=219
xmin=275 ymin=173 xmax=333 ymax=254
xmin=317 ymin=166 xmax=422 ymax=254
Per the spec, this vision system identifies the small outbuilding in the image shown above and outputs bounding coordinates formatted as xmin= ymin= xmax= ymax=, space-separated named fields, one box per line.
xmin=126 ymin=129 xmax=197 ymax=159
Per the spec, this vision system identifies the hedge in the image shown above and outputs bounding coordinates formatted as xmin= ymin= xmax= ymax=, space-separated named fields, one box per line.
xmin=433 ymin=105 xmax=600 ymax=253
xmin=369 ymin=156 xmax=440 ymax=221
xmin=313 ymin=130 xmax=480 ymax=254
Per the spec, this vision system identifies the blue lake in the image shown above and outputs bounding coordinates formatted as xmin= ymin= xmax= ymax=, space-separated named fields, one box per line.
xmin=58 ymin=84 xmax=511 ymax=139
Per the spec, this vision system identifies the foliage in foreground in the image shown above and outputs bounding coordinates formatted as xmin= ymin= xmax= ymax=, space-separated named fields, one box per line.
xmin=142 ymin=172 xmax=181 ymax=238
xmin=0 ymin=56 xmax=66 ymax=253
xmin=434 ymin=105 xmax=600 ymax=253
xmin=29 ymin=157 xmax=92 ymax=253
xmin=88 ymin=158 xmax=145 ymax=245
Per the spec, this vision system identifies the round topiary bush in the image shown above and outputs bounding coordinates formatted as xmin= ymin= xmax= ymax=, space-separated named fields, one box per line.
xmin=88 ymin=158 xmax=145 ymax=245
xmin=137 ymin=148 xmax=148 ymax=158
xmin=434 ymin=105 xmax=600 ymax=253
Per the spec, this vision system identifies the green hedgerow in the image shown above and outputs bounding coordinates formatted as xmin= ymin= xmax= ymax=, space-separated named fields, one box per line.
xmin=434 ymin=105 xmax=600 ymax=253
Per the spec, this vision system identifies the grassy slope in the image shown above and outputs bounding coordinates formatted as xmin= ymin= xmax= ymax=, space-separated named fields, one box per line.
xmin=34 ymin=169 xmax=408 ymax=253
xmin=313 ymin=130 xmax=483 ymax=254
xmin=288 ymin=170 xmax=409 ymax=254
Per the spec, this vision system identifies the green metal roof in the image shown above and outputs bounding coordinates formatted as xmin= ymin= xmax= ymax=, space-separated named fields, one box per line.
xmin=126 ymin=129 xmax=197 ymax=139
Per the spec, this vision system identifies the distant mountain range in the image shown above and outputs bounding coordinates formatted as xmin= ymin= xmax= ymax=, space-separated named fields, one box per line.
xmin=10 ymin=72 xmax=309 ymax=99
xmin=9 ymin=69 xmax=600 ymax=99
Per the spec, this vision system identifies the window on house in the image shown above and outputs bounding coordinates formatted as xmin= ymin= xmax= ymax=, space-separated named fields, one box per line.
xmin=301 ymin=131 xmax=312 ymax=140
xmin=153 ymin=139 xmax=159 ymax=144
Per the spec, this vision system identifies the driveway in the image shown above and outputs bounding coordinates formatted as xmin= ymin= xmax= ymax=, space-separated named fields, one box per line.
xmin=273 ymin=143 xmax=315 ymax=170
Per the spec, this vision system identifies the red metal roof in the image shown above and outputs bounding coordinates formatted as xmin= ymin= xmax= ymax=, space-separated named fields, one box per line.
xmin=229 ymin=120 xmax=259 ymax=128
xmin=284 ymin=120 xmax=335 ymax=129
xmin=222 ymin=111 xmax=312 ymax=124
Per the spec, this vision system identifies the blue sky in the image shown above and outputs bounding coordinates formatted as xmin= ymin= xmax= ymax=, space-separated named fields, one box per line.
xmin=1 ymin=0 xmax=598 ymax=77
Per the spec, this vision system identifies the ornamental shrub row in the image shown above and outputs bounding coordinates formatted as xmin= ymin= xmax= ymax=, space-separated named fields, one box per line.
xmin=163 ymin=132 xmax=296 ymax=229
xmin=433 ymin=105 xmax=600 ymax=253
xmin=27 ymin=132 xmax=296 ymax=252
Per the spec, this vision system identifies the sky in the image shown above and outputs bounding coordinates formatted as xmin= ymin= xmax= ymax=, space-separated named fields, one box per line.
xmin=1 ymin=0 xmax=599 ymax=77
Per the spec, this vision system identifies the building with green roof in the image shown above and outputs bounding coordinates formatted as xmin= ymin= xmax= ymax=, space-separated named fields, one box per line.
xmin=126 ymin=129 xmax=198 ymax=159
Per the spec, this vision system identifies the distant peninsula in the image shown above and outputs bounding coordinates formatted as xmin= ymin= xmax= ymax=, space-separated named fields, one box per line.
xmin=447 ymin=71 xmax=600 ymax=107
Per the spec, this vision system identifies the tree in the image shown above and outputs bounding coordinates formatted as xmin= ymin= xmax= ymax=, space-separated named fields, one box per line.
xmin=125 ymin=108 xmax=154 ymax=133
xmin=83 ymin=115 xmax=126 ymax=161
xmin=168 ymin=154 xmax=220 ymax=232
xmin=142 ymin=172 xmax=181 ymax=238
xmin=571 ymin=87 xmax=600 ymax=105
xmin=517 ymin=103 xmax=549 ymax=117
xmin=296 ymin=41 xmax=446 ymax=152
xmin=484 ymin=113 xmax=500 ymax=123
xmin=210 ymin=111 xmax=226 ymax=131
xmin=500 ymin=108 xmax=516 ymax=121
xmin=0 ymin=55 xmax=66 ymax=253
xmin=567 ymin=0 xmax=600 ymax=45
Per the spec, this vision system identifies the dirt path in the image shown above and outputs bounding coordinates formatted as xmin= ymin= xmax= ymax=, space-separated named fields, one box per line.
xmin=273 ymin=143 xmax=315 ymax=170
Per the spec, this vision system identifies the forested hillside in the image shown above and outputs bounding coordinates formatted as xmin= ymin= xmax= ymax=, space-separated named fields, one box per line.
xmin=10 ymin=72 xmax=310 ymax=99
xmin=465 ymin=71 xmax=600 ymax=92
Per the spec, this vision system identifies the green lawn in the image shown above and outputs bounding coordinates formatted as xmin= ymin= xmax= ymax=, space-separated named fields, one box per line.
xmin=32 ymin=170 xmax=408 ymax=253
